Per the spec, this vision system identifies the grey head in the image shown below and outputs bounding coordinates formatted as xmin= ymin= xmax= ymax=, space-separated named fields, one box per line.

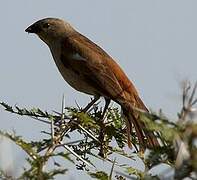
xmin=25 ymin=18 xmax=75 ymax=45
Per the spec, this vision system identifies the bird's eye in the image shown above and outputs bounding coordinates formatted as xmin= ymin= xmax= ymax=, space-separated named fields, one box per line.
xmin=43 ymin=23 xmax=50 ymax=29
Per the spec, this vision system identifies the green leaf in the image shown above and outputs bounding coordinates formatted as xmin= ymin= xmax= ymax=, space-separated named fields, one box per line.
xmin=141 ymin=114 xmax=178 ymax=142
xmin=125 ymin=167 xmax=143 ymax=178
xmin=0 ymin=102 xmax=14 ymax=112
xmin=89 ymin=171 xmax=109 ymax=180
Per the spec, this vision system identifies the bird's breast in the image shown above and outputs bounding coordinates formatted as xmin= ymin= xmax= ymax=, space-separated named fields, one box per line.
xmin=49 ymin=44 xmax=98 ymax=96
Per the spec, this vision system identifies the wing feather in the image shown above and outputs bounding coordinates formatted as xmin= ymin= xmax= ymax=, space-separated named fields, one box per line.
xmin=62 ymin=33 xmax=125 ymax=99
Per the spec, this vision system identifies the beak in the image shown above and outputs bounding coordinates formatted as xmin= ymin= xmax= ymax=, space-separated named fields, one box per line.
xmin=25 ymin=23 xmax=41 ymax=34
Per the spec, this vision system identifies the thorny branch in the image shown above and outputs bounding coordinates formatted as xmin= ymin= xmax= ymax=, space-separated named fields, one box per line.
xmin=0 ymin=81 xmax=197 ymax=179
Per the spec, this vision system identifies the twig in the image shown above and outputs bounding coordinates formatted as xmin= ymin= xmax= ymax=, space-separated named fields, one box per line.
xmin=61 ymin=94 xmax=65 ymax=120
xmin=60 ymin=142 xmax=94 ymax=168
xmin=56 ymin=139 xmax=86 ymax=146
xmin=31 ymin=117 xmax=51 ymax=124
xmin=51 ymin=117 xmax=54 ymax=143
xmin=109 ymin=158 xmax=116 ymax=180
xmin=78 ymin=124 xmax=99 ymax=142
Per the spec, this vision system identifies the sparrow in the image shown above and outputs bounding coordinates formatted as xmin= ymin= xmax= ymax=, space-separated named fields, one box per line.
xmin=25 ymin=18 xmax=159 ymax=150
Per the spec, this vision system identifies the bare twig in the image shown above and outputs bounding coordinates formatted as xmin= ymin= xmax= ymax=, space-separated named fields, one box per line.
xmin=179 ymin=81 xmax=197 ymax=122
xmin=109 ymin=158 xmax=116 ymax=180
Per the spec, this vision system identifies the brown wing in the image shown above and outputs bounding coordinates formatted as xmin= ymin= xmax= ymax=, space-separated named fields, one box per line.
xmin=61 ymin=33 xmax=125 ymax=99
xmin=106 ymin=58 xmax=148 ymax=110
xmin=63 ymin=33 xmax=147 ymax=110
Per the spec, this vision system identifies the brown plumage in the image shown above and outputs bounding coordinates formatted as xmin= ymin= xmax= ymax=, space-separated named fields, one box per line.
xmin=25 ymin=18 xmax=159 ymax=150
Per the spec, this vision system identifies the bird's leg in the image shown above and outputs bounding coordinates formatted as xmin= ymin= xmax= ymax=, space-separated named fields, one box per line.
xmin=101 ymin=98 xmax=111 ymax=119
xmin=98 ymin=98 xmax=111 ymax=157
xmin=82 ymin=96 xmax=100 ymax=112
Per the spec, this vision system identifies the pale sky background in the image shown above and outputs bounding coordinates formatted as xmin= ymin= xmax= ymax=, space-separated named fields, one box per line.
xmin=0 ymin=0 xmax=197 ymax=179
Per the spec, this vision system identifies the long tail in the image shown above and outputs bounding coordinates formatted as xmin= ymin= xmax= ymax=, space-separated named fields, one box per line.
xmin=122 ymin=97 xmax=159 ymax=151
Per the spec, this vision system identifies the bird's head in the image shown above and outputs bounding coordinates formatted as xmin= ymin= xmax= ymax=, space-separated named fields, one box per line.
xmin=25 ymin=18 xmax=75 ymax=45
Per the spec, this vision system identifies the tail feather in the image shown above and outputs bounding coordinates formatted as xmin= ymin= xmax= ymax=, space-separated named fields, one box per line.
xmin=122 ymin=104 xmax=159 ymax=151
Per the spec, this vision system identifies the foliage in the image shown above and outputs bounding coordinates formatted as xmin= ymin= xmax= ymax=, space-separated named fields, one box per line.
xmin=0 ymin=81 xmax=196 ymax=179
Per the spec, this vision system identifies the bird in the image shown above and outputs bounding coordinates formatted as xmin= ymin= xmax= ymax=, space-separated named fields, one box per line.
xmin=25 ymin=17 xmax=159 ymax=150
